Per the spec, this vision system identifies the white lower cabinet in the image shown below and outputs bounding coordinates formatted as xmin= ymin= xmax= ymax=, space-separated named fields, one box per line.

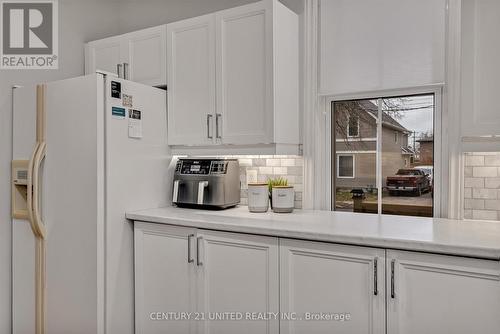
xmin=387 ymin=250 xmax=500 ymax=334
xmin=134 ymin=223 xmax=197 ymax=334
xmin=134 ymin=223 xmax=278 ymax=334
xmin=280 ymin=238 xmax=385 ymax=334
xmin=135 ymin=223 xmax=500 ymax=334
xmin=196 ymin=229 xmax=279 ymax=334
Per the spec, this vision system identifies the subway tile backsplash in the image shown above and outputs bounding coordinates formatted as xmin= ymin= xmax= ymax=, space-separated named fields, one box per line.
xmin=464 ymin=152 xmax=500 ymax=221
xmin=228 ymin=155 xmax=304 ymax=209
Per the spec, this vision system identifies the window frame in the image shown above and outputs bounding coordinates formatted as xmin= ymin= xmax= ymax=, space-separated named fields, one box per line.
xmin=326 ymin=86 xmax=443 ymax=218
xmin=337 ymin=154 xmax=355 ymax=179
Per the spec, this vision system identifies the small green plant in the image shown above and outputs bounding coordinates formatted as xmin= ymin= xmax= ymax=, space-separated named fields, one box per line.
xmin=267 ymin=177 xmax=288 ymax=193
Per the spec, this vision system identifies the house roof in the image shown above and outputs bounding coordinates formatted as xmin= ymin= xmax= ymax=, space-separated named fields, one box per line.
xmin=401 ymin=146 xmax=416 ymax=155
xmin=358 ymin=100 xmax=410 ymax=133
xmin=416 ymin=137 xmax=434 ymax=142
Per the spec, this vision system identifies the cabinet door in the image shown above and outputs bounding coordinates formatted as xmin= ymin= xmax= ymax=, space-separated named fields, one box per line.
xmin=167 ymin=15 xmax=216 ymax=146
xmin=134 ymin=222 xmax=197 ymax=334
xmin=461 ymin=0 xmax=500 ymax=139
xmin=216 ymin=2 xmax=273 ymax=145
xmin=280 ymin=239 xmax=385 ymax=334
xmin=126 ymin=26 xmax=167 ymax=86
xmin=387 ymin=250 xmax=500 ymax=334
xmin=85 ymin=36 xmax=124 ymax=76
xmin=197 ymin=230 xmax=279 ymax=334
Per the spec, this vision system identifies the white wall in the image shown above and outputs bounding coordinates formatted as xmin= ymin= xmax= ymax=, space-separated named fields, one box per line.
xmin=111 ymin=0 xmax=302 ymax=34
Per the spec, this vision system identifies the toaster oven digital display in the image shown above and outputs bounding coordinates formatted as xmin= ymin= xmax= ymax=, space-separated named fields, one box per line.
xmin=180 ymin=160 xmax=212 ymax=175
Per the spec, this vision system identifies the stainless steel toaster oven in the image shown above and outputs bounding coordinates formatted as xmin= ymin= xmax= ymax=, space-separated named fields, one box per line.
xmin=172 ymin=158 xmax=240 ymax=209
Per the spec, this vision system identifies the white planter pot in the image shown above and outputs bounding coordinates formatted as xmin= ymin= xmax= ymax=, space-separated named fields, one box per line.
xmin=272 ymin=186 xmax=295 ymax=213
xmin=248 ymin=183 xmax=269 ymax=212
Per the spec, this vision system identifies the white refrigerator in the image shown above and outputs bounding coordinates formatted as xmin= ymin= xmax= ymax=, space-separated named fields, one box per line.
xmin=11 ymin=73 xmax=170 ymax=334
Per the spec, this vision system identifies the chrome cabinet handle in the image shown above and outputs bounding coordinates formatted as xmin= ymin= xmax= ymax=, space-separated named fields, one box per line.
xmin=207 ymin=114 xmax=213 ymax=139
xmin=215 ymin=114 xmax=222 ymax=139
xmin=117 ymin=64 xmax=122 ymax=78
xmin=123 ymin=63 xmax=129 ymax=80
xmin=196 ymin=237 xmax=203 ymax=266
xmin=373 ymin=257 xmax=378 ymax=296
xmin=187 ymin=234 xmax=195 ymax=264
xmin=391 ymin=259 xmax=396 ymax=299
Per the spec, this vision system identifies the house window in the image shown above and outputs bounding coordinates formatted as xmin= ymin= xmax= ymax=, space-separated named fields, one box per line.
xmin=347 ymin=115 xmax=360 ymax=137
xmin=337 ymin=155 xmax=355 ymax=178
xmin=332 ymin=94 xmax=435 ymax=217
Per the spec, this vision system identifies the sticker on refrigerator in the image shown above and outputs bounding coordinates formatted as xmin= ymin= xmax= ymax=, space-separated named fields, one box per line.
xmin=111 ymin=106 xmax=126 ymax=119
xmin=122 ymin=94 xmax=133 ymax=107
xmin=128 ymin=109 xmax=142 ymax=138
xmin=111 ymin=81 xmax=121 ymax=99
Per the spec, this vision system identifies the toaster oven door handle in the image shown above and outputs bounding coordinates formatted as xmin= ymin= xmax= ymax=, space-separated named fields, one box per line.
xmin=173 ymin=180 xmax=181 ymax=203
xmin=197 ymin=181 xmax=209 ymax=205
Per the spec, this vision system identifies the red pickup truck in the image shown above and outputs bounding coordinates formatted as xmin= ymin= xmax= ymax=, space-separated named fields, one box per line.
xmin=386 ymin=169 xmax=431 ymax=196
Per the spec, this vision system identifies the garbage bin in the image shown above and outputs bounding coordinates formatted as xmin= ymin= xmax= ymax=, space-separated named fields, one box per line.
xmin=351 ymin=188 xmax=365 ymax=212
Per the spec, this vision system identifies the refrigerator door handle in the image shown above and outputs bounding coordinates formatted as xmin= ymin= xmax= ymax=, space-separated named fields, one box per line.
xmin=27 ymin=142 xmax=40 ymax=236
xmin=32 ymin=141 xmax=47 ymax=239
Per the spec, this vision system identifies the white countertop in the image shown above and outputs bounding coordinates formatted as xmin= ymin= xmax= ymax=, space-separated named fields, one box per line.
xmin=126 ymin=206 xmax=500 ymax=260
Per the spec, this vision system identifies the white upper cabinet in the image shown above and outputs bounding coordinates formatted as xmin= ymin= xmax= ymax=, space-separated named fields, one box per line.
xmin=320 ymin=0 xmax=446 ymax=95
xmin=461 ymin=0 xmax=500 ymax=143
xmin=387 ymin=250 xmax=500 ymax=334
xmin=167 ymin=14 xmax=216 ymax=146
xmin=215 ymin=2 xmax=273 ymax=145
xmin=85 ymin=36 xmax=123 ymax=77
xmin=167 ymin=0 xmax=300 ymax=152
xmin=85 ymin=25 xmax=167 ymax=87
xmin=126 ymin=26 xmax=167 ymax=86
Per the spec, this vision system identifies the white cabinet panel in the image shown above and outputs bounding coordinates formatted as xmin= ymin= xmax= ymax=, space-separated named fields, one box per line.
xmin=280 ymin=239 xmax=385 ymax=334
xmin=197 ymin=230 xmax=279 ymax=334
xmin=85 ymin=26 xmax=167 ymax=86
xmin=387 ymin=250 xmax=500 ymax=334
xmin=216 ymin=1 xmax=273 ymax=145
xmin=134 ymin=223 xmax=196 ymax=334
xmin=461 ymin=0 xmax=500 ymax=140
xmin=127 ymin=26 xmax=167 ymax=86
xmin=167 ymin=15 xmax=216 ymax=146
xmin=85 ymin=37 xmax=123 ymax=76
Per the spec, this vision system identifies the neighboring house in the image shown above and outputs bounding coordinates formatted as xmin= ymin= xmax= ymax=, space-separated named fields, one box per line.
xmin=334 ymin=100 xmax=415 ymax=189
xmin=416 ymin=137 xmax=434 ymax=164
